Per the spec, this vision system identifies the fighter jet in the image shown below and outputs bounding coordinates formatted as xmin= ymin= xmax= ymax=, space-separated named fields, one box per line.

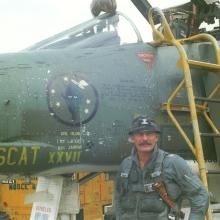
xmin=0 ymin=0 xmax=220 ymax=219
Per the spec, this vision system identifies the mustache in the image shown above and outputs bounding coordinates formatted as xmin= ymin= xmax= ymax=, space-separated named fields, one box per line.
xmin=139 ymin=141 xmax=152 ymax=146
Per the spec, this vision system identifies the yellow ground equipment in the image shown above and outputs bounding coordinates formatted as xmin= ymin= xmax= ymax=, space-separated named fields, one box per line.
xmin=0 ymin=173 xmax=113 ymax=220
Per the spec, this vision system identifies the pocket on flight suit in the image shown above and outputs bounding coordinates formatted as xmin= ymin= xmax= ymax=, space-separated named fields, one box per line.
xmin=139 ymin=197 xmax=165 ymax=213
xmin=120 ymin=196 xmax=136 ymax=212
xmin=120 ymin=213 xmax=136 ymax=220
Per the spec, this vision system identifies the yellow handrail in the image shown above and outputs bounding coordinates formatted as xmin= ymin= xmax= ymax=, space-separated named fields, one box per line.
xmin=179 ymin=34 xmax=220 ymax=65
xmin=166 ymin=79 xmax=196 ymax=155
xmin=148 ymin=7 xmax=214 ymax=220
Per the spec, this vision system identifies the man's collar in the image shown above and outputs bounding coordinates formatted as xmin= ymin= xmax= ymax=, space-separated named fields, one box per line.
xmin=131 ymin=144 xmax=159 ymax=166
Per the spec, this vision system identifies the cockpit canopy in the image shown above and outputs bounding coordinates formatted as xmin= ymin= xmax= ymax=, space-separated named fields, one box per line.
xmin=26 ymin=12 xmax=142 ymax=51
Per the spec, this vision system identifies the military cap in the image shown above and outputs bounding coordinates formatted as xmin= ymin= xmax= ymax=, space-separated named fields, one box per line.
xmin=128 ymin=116 xmax=161 ymax=135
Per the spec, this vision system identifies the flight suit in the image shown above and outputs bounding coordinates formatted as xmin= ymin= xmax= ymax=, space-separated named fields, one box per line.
xmin=114 ymin=146 xmax=209 ymax=220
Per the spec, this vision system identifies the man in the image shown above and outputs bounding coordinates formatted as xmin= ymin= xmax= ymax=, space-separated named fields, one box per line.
xmin=115 ymin=116 xmax=209 ymax=220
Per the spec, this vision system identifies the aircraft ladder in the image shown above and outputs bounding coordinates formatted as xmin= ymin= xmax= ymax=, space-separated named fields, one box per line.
xmin=148 ymin=7 xmax=220 ymax=220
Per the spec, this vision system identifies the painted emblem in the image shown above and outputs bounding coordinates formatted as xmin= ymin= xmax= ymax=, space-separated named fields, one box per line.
xmin=141 ymin=119 xmax=149 ymax=125
xmin=137 ymin=52 xmax=155 ymax=69
xmin=47 ymin=73 xmax=99 ymax=126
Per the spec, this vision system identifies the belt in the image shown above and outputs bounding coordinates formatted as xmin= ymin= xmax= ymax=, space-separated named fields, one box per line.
xmin=131 ymin=183 xmax=155 ymax=193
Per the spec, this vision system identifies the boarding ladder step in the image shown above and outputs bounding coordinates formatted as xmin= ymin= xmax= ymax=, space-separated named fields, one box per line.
xmin=194 ymin=97 xmax=220 ymax=103
xmin=200 ymin=133 xmax=220 ymax=137
xmin=188 ymin=60 xmax=220 ymax=72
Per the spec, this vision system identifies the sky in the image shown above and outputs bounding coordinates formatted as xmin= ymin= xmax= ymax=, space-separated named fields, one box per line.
xmin=0 ymin=0 xmax=189 ymax=53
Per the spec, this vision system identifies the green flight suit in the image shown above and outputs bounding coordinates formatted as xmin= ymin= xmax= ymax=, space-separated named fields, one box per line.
xmin=115 ymin=146 xmax=209 ymax=220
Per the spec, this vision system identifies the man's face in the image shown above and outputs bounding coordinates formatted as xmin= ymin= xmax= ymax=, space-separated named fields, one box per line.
xmin=130 ymin=131 xmax=159 ymax=153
